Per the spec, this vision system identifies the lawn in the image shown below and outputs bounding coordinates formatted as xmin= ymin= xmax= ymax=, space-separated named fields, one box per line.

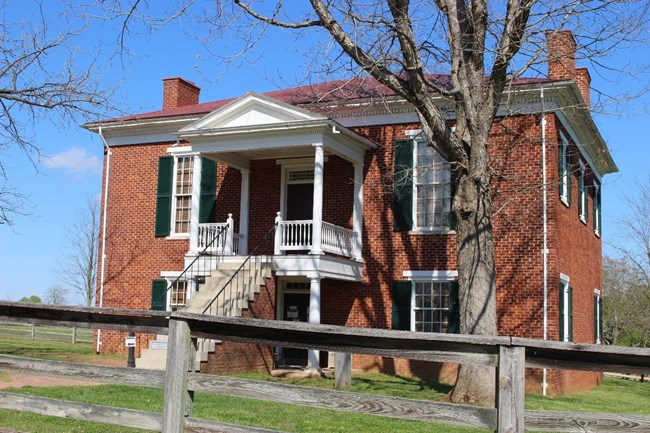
xmin=1 ymin=336 xmax=649 ymax=432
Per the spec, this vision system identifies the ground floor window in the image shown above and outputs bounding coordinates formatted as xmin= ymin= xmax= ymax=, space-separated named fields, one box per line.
xmin=559 ymin=277 xmax=573 ymax=342
xmin=170 ymin=280 xmax=188 ymax=307
xmin=392 ymin=271 xmax=459 ymax=333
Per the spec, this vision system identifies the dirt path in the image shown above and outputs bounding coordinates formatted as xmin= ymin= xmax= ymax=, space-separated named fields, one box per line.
xmin=0 ymin=355 xmax=128 ymax=389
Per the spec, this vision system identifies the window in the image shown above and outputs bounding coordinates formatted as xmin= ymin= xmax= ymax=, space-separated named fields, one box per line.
xmin=578 ymin=162 xmax=588 ymax=223
xmin=391 ymin=274 xmax=459 ymax=333
xmin=156 ymin=155 xmax=216 ymax=238
xmin=594 ymin=290 xmax=603 ymax=344
xmin=413 ymin=281 xmax=452 ymax=332
xmin=593 ymin=182 xmax=601 ymax=236
xmin=170 ymin=280 xmax=188 ymax=307
xmin=414 ymin=140 xmax=452 ymax=230
xmin=559 ymin=278 xmax=573 ymax=342
xmin=173 ymin=156 xmax=194 ymax=234
xmin=393 ymin=137 xmax=453 ymax=232
xmin=558 ymin=137 xmax=572 ymax=205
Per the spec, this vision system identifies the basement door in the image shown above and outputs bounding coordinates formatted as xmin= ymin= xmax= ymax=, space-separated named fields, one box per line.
xmin=281 ymin=292 xmax=310 ymax=366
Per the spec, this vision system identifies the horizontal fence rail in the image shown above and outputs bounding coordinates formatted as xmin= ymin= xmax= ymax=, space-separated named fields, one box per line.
xmin=1 ymin=301 xmax=650 ymax=433
xmin=0 ymin=320 xmax=93 ymax=344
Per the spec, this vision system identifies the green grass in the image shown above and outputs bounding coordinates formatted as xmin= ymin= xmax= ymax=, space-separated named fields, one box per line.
xmin=5 ymin=384 xmax=488 ymax=433
xmin=0 ymin=409 xmax=149 ymax=433
xmin=0 ymin=336 xmax=122 ymax=363
xmin=235 ymin=371 xmax=453 ymax=400
xmin=525 ymin=377 xmax=650 ymax=414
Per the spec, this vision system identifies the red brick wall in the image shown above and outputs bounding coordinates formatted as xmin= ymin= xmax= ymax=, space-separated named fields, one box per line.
xmin=97 ymin=111 xmax=604 ymax=393
xmin=95 ymin=142 xmax=189 ymax=356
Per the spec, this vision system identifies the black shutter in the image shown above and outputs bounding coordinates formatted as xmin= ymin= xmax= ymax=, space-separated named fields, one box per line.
xmin=199 ymin=158 xmax=217 ymax=224
xmin=391 ymin=281 xmax=412 ymax=331
xmin=393 ymin=139 xmax=413 ymax=231
xmin=594 ymin=186 xmax=601 ymax=233
xmin=448 ymin=280 xmax=460 ymax=334
xmin=154 ymin=156 xmax=174 ymax=237
xmin=151 ymin=279 xmax=168 ymax=311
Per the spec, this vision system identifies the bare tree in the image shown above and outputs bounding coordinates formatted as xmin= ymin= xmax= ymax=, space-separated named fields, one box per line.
xmin=602 ymin=255 xmax=650 ymax=347
xmin=57 ymin=197 xmax=100 ymax=307
xmin=606 ymin=175 xmax=650 ymax=346
xmin=0 ymin=1 xmax=115 ymax=225
xmin=98 ymin=0 xmax=648 ymax=405
xmin=45 ymin=285 xmax=68 ymax=305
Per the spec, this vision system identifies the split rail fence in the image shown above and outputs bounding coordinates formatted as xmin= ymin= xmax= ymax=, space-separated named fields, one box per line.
xmin=0 ymin=301 xmax=649 ymax=433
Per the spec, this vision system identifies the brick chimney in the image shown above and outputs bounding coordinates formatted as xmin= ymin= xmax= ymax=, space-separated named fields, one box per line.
xmin=162 ymin=77 xmax=200 ymax=110
xmin=546 ymin=30 xmax=590 ymax=107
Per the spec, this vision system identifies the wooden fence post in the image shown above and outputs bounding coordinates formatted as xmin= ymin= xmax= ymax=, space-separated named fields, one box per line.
xmin=30 ymin=324 xmax=35 ymax=340
xmin=162 ymin=318 xmax=194 ymax=433
xmin=497 ymin=345 xmax=525 ymax=433
xmin=71 ymin=327 xmax=77 ymax=344
xmin=334 ymin=352 xmax=352 ymax=388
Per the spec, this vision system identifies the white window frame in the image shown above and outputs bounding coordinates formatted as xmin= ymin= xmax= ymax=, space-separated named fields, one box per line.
xmin=412 ymin=138 xmax=452 ymax=232
xmin=560 ymin=275 xmax=572 ymax=343
xmin=171 ymin=155 xmax=194 ymax=236
xmin=404 ymin=270 xmax=457 ymax=333
xmin=593 ymin=182 xmax=601 ymax=237
xmin=594 ymin=289 xmax=602 ymax=344
xmin=559 ymin=134 xmax=570 ymax=207
xmin=578 ymin=161 xmax=587 ymax=223
xmin=160 ymin=271 xmax=196 ymax=311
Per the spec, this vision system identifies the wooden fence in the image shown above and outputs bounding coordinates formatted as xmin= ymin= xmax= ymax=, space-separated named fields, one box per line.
xmin=0 ymin=320 xmax=93 ymax=344
xmin=0 ymin=301 xmax=649 ymax=433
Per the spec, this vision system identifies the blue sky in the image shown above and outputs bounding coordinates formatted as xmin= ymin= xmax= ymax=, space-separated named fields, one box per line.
xmin=0 ymin=2 xmax=648 ymax=304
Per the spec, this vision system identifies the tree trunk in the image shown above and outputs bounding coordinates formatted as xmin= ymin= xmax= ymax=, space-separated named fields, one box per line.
xmin=449 ymin=155 xmax=498 ymax=406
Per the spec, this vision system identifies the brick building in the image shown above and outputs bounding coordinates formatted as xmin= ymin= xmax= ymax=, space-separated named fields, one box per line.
xmin=84 ymin=31 xmax=615 ymax=395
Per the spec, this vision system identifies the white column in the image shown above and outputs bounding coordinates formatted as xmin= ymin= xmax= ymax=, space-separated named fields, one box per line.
xmin=239 ymin=169 xmax=250 ymax=255
xmin=311 ymin=144 xmax=324 ymax=255
xmin=189 ymin=155 xmax=202 ymax=253
xmin=225 ymin=213 xmax=234 ymax=255
xmin=307 ymin=275 xmax=321 ymax=371
xmin=274 ymin=212 xmax=283 ymax=255
xmin=352 ymin=163 xmax=364 ymax=261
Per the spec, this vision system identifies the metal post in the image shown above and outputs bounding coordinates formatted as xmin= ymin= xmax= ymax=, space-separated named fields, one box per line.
xmin=127 ymin=331 xmax=136 ymax=368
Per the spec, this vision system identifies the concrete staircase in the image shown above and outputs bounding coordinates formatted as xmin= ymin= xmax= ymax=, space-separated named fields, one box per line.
xmin=136 ymin=257 xmax=273 ymax=370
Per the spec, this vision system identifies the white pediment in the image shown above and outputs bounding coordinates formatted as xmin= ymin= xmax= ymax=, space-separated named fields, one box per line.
xmin=179 ymin=92 xmax=326 ymax=132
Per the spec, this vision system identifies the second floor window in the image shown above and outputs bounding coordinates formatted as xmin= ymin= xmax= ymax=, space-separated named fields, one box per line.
xmin=558 ymin=137 xmax=572 ymax=205
xmin=414 ymin=139 xmax=452 ymax=230
xmin=173 ymin=156 xmax=194 ymax=234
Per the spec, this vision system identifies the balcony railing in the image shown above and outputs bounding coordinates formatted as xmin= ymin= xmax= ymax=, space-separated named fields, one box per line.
xmin=275 ymin=214 xmax=359 ymax=260
xmin=197 ymin=214 xmax=240 ymax=255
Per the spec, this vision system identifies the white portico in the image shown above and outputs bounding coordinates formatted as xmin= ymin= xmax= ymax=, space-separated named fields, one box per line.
xmin=175 ymin=92 xmax=375 ymax=370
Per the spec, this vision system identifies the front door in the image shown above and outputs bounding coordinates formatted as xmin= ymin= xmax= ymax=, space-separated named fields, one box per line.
xmin=281 ymin=292 xmax=310 ymax=366
xmin=285 ymin=182 xmax=313 ymax=220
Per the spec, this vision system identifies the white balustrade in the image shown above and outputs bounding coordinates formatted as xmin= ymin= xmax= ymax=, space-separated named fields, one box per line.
xmin=276 ymin=217 xmax=359 ymax=259
xmin=197 ymin=214 xmax=238 ymax=255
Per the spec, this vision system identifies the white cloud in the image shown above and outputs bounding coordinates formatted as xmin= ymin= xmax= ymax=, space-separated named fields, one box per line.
xmin=43 ymin=147 xmax=102 ymax=178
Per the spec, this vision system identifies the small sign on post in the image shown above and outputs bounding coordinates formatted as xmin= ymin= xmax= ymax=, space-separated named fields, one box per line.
xmin=125 ymin=336 xmax=136 ymax=348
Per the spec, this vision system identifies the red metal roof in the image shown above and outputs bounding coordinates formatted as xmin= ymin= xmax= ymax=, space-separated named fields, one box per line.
xmin=101 ymin=75 xmax=550 ymax=124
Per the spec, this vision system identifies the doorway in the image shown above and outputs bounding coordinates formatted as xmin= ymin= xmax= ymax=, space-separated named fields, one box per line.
xmin=281 ymin=291 xmax=310 ymax=366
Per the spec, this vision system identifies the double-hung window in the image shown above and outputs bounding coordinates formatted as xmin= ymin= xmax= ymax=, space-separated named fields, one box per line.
xmin=391 ymin=272 xmax=459 ymax=334
xmin=558 ymin=136 xmax=572 ymax=206
xmin=172 ymin=156 xmax=194 ymax=235
xmin=156 ymin=155 xmax=216 ymax=238
xmin=594 ymin=290 xmax=603 ymax=344
xmin=578 ymin=161 xmax=588 ymax=223
xmin=394 ymin=135 xmax=454 ymax=232
xmin=414 ymin=139 xmax=452 ymax=230
xmin=559 ymin=277 xmax=573 ymax=342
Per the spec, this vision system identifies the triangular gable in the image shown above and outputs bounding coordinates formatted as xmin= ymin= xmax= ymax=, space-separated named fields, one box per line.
xmin=179 ymin=92 xmax=326 ymax=132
